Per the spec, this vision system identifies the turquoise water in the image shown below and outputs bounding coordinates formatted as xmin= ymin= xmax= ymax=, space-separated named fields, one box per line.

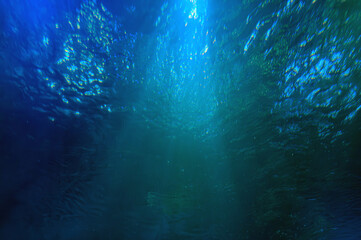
xmin=0 ymin=0 xmax=361 ymax=239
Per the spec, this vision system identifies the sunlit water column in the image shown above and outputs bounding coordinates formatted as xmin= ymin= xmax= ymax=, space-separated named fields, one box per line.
xmin=122 ymin=0 xmax=237 ymax=238
xmin=144 ymin=0 xmax=217 ymax=137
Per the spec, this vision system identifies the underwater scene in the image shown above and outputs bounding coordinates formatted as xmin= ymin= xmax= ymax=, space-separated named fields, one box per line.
xmin=0 ymin=0 xmax=361 ymax=239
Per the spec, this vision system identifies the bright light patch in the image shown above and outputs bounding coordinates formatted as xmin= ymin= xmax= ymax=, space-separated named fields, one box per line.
xmin=201 ymin=44 xmax=208 ymax=55
xmin=43 ymin=36 xmax=49 ymax=46
xmin=188 ymin=0 xmax=198 ymax=19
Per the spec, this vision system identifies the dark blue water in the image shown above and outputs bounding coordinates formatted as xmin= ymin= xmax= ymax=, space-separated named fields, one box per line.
xmin=1 ymin=0 xmax=361 ymax=239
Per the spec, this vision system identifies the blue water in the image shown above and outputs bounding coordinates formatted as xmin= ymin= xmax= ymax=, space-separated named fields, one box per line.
xmin=1 ymin=0 xmax=361 ymax=239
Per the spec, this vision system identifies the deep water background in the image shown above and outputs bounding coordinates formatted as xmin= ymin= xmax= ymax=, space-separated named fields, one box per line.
xmin=1 ymin=0 xmax=361 ymax=239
